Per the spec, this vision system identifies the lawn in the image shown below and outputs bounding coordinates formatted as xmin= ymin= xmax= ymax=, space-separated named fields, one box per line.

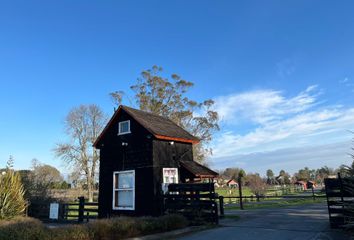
xmin=215 ymin=187 xmax=252 ymax=197
xmin=224 ymin=197 xmax=326 ymax=210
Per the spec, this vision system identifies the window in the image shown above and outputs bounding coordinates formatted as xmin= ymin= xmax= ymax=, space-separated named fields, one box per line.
xmin=113 ymin=170 xmax=135 ymax=210
xmin=162 ymin=168 xmax=178 ymax=193
xmin=118 ymin=120 xmax=130 ymax=135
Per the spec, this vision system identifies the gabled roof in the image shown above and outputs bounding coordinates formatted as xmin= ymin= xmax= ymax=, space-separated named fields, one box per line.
xmin=180 ymin=160 xmax=219 ymax=178
xmin=94 ymin=105 xmax=200 ymax=147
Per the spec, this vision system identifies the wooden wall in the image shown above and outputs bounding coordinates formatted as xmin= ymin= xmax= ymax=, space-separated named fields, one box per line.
xmin=98 ymin=109 xmax=195 ymax=217
xmin=98 ymin=110 xmax=154 ymax=217
xmin=152 ymin=140 xmax=193 ymax=214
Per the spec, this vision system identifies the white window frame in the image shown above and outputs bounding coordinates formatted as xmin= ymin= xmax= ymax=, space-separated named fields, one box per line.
xmin=162 ymin=168 xmax=179 ymax=194
xmin=118 ymin=120 xmax=131 ymax=135
xmin=112 ymin=170 xmax=135 ymax=210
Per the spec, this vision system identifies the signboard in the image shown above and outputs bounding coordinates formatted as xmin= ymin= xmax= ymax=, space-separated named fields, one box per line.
xmin=49 ymin=203 xmax=59 ymax=220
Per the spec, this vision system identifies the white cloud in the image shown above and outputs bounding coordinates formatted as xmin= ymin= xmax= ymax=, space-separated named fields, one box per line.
xmin=211 ymin=86 xmax=354 ymax=163
xmin=214 ymin=85 xmax=319 ymax=125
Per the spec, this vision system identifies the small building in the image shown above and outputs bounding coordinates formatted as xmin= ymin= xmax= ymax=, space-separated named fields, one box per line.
xmin=295 ymin=181 xmax=307 ymax=190
xmin=226 ymin=179 xmax=238 ymax=188
xmin=94 ymin=105 xmax=218 ymax=217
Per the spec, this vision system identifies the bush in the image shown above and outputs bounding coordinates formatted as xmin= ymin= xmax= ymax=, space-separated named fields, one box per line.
xmin=0 ymin=170 xmax=27 ymax=220
xmin=0 ymin=214 xmax=188 ymax=240
xmin=0 ymin=217 xmax=49 ymax=240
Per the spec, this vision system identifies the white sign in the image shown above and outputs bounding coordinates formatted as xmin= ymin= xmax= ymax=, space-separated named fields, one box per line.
xmin=49 ymin=203 xmax=59 ymax=220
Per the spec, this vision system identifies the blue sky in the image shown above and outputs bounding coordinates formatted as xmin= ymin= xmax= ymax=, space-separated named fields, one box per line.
xmin=1 ymin=1 xmax=354 ymax=176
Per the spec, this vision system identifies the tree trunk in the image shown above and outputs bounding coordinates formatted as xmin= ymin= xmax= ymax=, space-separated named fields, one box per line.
xmin=87 ymin=175 xmax=93 ymax=202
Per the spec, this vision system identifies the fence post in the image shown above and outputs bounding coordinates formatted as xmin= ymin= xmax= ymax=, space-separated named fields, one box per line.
xmin=238 ymin=176 xmax=244 ymax=210
xmin=78 ymin=196 xmax=85 ymax=223
xmin=219 ymin=196 xmax=224 ymax=218
xmin=312 ymin=187 xmax=315 ymax=201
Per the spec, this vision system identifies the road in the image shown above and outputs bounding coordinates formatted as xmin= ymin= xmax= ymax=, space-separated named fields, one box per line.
xmin=178 ymin=204 xmax=349 ymax=240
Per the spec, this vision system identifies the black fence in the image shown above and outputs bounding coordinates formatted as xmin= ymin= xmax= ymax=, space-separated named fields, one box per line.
xmin=325 ymin=175 xmax=354 ymax=228
xmin=217 ymin=193 xmax=326 ymax=216
xmin=164 ymin=183 xmax=219 ymax=224
xmin=28 ymin=197 xmax=98 ymax=223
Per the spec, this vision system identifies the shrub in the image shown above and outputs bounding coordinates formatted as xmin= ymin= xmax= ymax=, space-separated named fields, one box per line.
xmin=0 ymin=214 xmax=188 ymax=240
xmin=0 ymin=169 xmax=27 ymax=220
xmin=0 ymin=217 xmax=49 ymax=240
xmin=51 ymin=225 xmax=91 ymax=240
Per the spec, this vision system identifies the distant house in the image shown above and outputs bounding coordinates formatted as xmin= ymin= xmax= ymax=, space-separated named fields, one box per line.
xmin=94 ymin=105 xmax=218 ymax=217
xmin=226 ymin=179 xmax=238 ymax=188
xmin=294 ymin=181 xmax=307 ymax=190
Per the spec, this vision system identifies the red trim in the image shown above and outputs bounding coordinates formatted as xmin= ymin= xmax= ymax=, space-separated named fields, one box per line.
xmin=154 ymin=135 xmax=200 ymax=144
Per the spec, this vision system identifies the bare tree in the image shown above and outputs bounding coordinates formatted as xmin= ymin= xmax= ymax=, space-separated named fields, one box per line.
xmin=110 ymin=65 xmax=219 ymax=163
xmin=246 ymin=173 xmax=267 ymax=196
xmin=54 ymin=105 xmax=105 ymax=202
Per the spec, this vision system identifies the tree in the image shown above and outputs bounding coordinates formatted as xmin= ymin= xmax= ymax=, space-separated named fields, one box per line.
xmin=266 ymin=169 xmax=275 ymax=185
xmin=222 ymin=168 xmax=244 ymax=180
xmin=0 ymin=156 xmax=27 ymax=220
xmin=246 ymin=173 xmax=267 ymax=196
xmin=295 ymin=167 xmax=316 ymax=181
xmin=54 ymin=104 xmax=106 ymax=202
xmin=315 ymin=166 xmax=335 ymax=184
xmin=277 ymin=170 xmax=291 ymax=185
xmin=110 ymin=65 xmax=219 ymax=163
xmin=338 ymin=135 xmax=354 ymax=177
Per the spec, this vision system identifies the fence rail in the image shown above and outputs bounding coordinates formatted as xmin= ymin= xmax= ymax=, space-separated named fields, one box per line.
xmin=216 ymin=193 xmax=326 ymax=217
xmin=28 ymin=196 xmax=98 ymax=223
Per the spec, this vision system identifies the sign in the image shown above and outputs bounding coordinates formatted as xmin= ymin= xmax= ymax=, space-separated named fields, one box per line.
xmin=49 ymin=203 xmax=59 ymax=220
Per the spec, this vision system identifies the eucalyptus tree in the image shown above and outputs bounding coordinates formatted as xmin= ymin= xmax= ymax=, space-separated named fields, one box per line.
xmin=110 ymin=65 xmax=219 ymax=163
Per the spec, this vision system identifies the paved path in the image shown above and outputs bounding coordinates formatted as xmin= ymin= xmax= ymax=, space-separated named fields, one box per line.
xmin=178 ymin=204 xmax=349 ymax=240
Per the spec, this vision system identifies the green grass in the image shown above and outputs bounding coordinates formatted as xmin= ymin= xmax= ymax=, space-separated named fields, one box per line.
xmin=215 ymin=187 xmax=252 ymax=197
xmin=216 ymin=186 xmax=310 ymax=198
xmin=224 ymin=198 xmax=326 ymax=210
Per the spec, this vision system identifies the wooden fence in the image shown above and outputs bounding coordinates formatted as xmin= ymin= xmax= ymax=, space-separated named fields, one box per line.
xmin=216 ymin=192 xmax=326 ymax=217
xmin=28 ymin=197 xmax=98 ymax=223
xmin=325 ymin=175 xmax=354 ymax=228
xmin=164 ymin=183 xmax=219 ymax=224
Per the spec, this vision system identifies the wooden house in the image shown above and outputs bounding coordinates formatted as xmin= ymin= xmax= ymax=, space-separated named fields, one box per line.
xmin=226 ymin=179 xmax=238 ymax=188
xmin=94 ymin=105 xmax=218 ymax=217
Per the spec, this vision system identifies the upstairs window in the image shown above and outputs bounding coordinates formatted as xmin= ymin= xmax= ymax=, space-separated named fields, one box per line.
xmin=118 ymin=120 xmax=130 ymax=135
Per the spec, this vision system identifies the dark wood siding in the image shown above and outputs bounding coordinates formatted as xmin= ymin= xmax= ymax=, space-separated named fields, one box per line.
xmin=98 ymin=109 xmax=197 ymax=217
xmin=151 ymin=140 xmax=193 ymax=214
xmin=98 ymin=110 xmax=154 ymax=217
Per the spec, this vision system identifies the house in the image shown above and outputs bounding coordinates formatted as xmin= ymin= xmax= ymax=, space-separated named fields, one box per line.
xmin=294 ymin=181 xmax=307 ymax=190
xmin=94 ymin=105 xmax=218 ymax=217
xmin=226 ymin=179 xmax=238 ymax=188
